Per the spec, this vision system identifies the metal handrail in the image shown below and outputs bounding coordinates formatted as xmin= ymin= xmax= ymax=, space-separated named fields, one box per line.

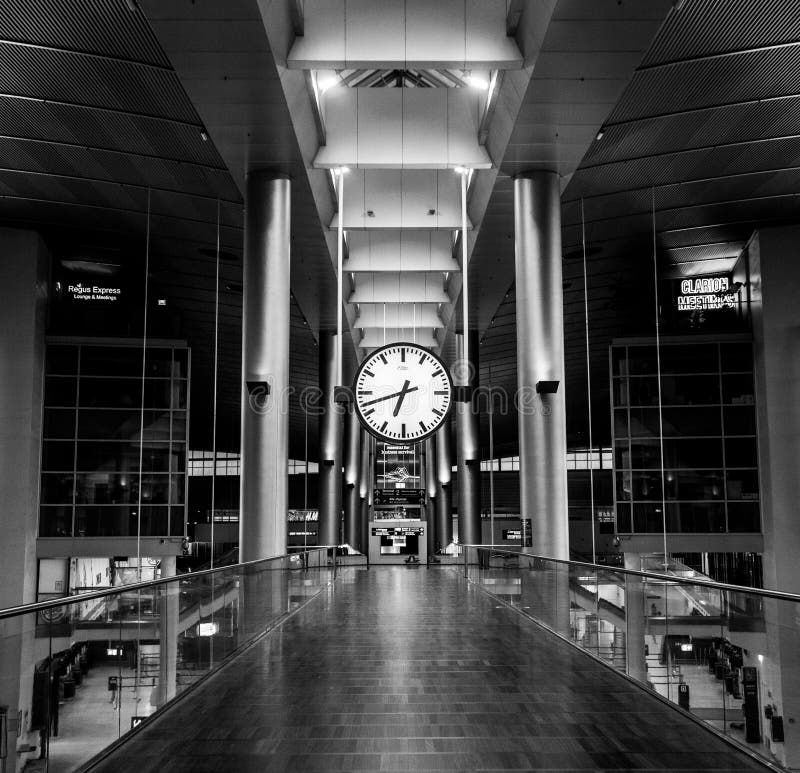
xmin=0 ymin=546 xmax=341 ymax=621
xmin=462 ymin=545 xmax=800 ymax=604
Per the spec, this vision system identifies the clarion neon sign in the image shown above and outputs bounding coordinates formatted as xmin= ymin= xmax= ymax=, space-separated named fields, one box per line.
xmin=676 ymin=276 xmax=738 ymax=311
xmin=67 ymin=283 xmax=122 ymax=302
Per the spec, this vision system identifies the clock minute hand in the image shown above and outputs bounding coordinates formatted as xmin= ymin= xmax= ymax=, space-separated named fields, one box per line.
xmin=360 ymin=384 xmax=419 ymax=408
xmin=393 ymin=379 xmax=414 ymax=417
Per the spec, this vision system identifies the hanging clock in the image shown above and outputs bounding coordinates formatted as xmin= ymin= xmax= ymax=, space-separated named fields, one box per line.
xmin=353 ymin=342 xmax=453 ymax=443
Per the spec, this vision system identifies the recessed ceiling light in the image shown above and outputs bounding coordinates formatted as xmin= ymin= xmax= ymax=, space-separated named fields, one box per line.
xmin=465 ymin=74 xmax=489 ymax=90
xmin=595 ymin=129 xmax=605 ymax=141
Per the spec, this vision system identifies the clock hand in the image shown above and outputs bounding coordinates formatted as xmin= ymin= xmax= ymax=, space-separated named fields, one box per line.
xmin=393 ymin=379 xmax=413 ymax=417
xmin=360 ymin=384 xmax=419 ymax=408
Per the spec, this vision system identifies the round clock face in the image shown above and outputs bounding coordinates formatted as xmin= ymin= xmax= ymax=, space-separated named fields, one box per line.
xmin=353 ymin=342 xmax=453 ymax=443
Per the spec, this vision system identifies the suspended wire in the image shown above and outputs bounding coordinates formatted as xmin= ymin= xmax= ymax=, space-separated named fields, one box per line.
xmin=581 ymin=198 xmax=596 ymax=564
xmin=136 ymin=186 xmax=151 ymax=582
xmin=210 ymin=199 xmax=221 ymax=569
xmin=652 ymin=186 xmax=669 ymax=565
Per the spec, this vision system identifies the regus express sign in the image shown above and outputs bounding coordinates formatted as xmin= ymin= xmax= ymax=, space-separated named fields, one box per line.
xmin=67 ymin=283 xmax=122 ymax=302
xmin=676 ymin=276 xmax=737 ymax=312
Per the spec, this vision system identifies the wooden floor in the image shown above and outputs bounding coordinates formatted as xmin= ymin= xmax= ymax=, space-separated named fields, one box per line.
xmin=92 ymin=567 xmax=767 ymax=773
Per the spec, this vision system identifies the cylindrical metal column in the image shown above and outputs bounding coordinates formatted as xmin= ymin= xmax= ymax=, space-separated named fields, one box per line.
xmin=435 ymin=424 xmax=453 ymax=550
xmin=424 ymin=438 xmax=437 ymax=559
xmin=514 ymin=170 xmax=569 ymax=560
xmin=455 ymin=332 xmax=481 ymax=547
xmin=318 ymin=332 xmax=343 ymax=547
xmin=343 ymin=402 xmax=361 ymax=550
xmin=358 ymin=430 xmax=371 ymax=554
xmin=240 ymin=172 xmax=290 ymax=560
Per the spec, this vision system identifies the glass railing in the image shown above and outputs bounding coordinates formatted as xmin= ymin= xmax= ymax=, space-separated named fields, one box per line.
xmin=0 ymin=547 xmax=337 ymax=773
xmin=462 ymin=545 xmax=799 ymax=772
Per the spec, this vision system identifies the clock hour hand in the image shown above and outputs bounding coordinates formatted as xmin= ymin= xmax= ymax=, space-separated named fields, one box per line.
xmin=393 ymin=379 xmax=414 ymax=417
xmin=360 ymin=383 xmax=419 ymax=408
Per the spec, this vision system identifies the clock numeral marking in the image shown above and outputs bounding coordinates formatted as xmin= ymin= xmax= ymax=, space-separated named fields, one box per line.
xmin=401 ymin=349 xmax=406 ymax=363
xmin=433 ymin=408 xmax=443 ymax=416
xmin=432 ymin=368 xmax=443 ymax=377
xmin=364 ymin=408 xmax=375 ymax=417
xmin=364 ymin=369 xmax=374 ymax=377
xmin=358 ymin=390 xmax=373 ymax=395
xmin=380 ymin=353 xmax=387 ymax=364
xmin=419 ymin=421 xmax=427 ymax=432
xmin=401 ymin=424 xmax=406 ymax=438
xmin=418 ymin=353 xmax=427 ymax=364
xmin=380 ymin=421 xmax=388 ymax=432
xmin=434 ymin=390 xmax=448 ymax=395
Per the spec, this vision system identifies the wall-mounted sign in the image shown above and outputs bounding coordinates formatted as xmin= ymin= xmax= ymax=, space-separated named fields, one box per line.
xmin=676 ymin=276 xmax=738 ymax=312
xmin=374 ymin=488 xmax=424 ymax=506
xmin=372 ymin=526 xmax=425 ymax=537
xmin=66 ymin=282 xmax=122 ymax=302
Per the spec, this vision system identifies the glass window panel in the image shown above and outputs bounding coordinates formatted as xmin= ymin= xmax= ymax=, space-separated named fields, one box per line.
xmin=140 ymin=506 xmax=170 ymax=536
xmin=632 ymin=503 xmax=666 ymax=532
xmin=659 ymin=344 xmax=718 ymax=374
xmin=78 ymin=378 xmax=174 ymax=409
xmin=170 ymin=445 xmax=186 ymax=474
xmin=722 ymin=373 xmax=755 ymax=405
xmin=170 ymin=506 xmax=185 ymax=536
xmin=173 ymin=349 xmax=189 ymax=379
xmin=41 ymin=441 xmax=75 ymax=471
xmin=628 ymin=408 xmax=661 ymax=437
xmin=660 ymin=374 xmax=720 ymax=406
xmin=144 ymin=348 xmax=173 ymax=377
xmin=612 ymin=378 xmax=630 ymax=407
xmin=675 ymin=502 xmax=726 ymax=532
xmin=663 ymin=438 xmax=723 ymax=468
xmin=723 ymin=406 xmax=757 ymax=436
xmin=139 ymin=475 xmax=172 ymax=505
xmin=44 ymin=376 xmax=77 ymax=406
xmin=720 ymin=343 xmax=753 ymax=373
xmin=46 ymin=345 xmax=79 ymax=375
xmin=629 ymin=440 xmax=661 ymax=469
xmin=171 ymin=413 xmax=186 ymax=441
xmin=611 ymin=347 xmax=628 ymax=376
xmin=75 ymin=506 xmax=136 ymax=537
xmin=40 ymin=473 xmax=75 ymax=504
xmin=726 ymin=469 xmax=759 ymax=500
xmin=171 ymin=380 xmax=187 ymax=409
xmin=76 ymin=442 xmax=172 ymax=473
xmin=39 ymin=505 xmax=72 ymax=537
xmin=665 ymin=469 xmax=724 ymax=500
xmin=616 ymin=503 xmax=632 ymax=533
xmin=627 ymin=346 xmax=657 ymax=375
xmin=629 ymin=471 xmax=663 ymax=501
xmin=725 ymin=438 xmax=758 ymax=468
xmin=75 ymin=472 xmax=138 ymax=504
xmin=628 ymin=377 xmax=659 ymax=406
xmin=661 ymin=407 xmax=722 ymax=437
xmin=43 ymin=408 xmax=76 ymax=439
xmin=80 ymin=346 xmax=143 ymax=376
xmin=171 ymin=475 xmax=185 ymax=504
xmin=728 ymin=502 xmax=760 ymax=532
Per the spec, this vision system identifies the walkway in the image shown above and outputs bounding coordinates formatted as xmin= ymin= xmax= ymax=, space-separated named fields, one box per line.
xmin=92 ymin=567 xmax=767 ymax=772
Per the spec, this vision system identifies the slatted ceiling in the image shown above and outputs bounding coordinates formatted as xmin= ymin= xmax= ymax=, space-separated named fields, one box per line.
xmin=610 ymin=46 xmax=800 ymax=125
xmin=0 ymin=0 xmax=171 ymax=65
xmin=0 ymin=97 xmax=220 ymax=165
xmin=642 ymin=0 xmax=800 ymax=66
xmin=0 ymin=43 xmax=198 ymax=122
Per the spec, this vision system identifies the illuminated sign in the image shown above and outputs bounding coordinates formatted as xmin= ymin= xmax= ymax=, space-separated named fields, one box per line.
xmin=67 ymin=282 xmax=122 ymax=302
xmin=372 ymin=526 xmax=425 ymax=537
xmin=374 ymin=488 xmax=424 ymax=505
xmin=198 ymin=622 xmax=219 ymax=637
xmin=676 ymin=276 xmax=738 ymax=312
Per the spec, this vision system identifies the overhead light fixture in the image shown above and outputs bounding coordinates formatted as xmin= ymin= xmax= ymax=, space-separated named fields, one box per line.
xmin=465 ymin=73 xmax=490 ymax=90
xmin=125 ymin=0 xmax=138 ymax=10
xmin=454 ymin=166 xmax=468 ymax=175
xmin=332 ymin=166 xmax=349 ymax=175
xmin=317 ymin=72 xmax=341 ymax=93
xmin=672 ymin=0 xmax=687 ymax=9
xmin=200 ymin=130 xmax=209 ymax=142
xmin=595 ymin=128 xmax=605 ymax=141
